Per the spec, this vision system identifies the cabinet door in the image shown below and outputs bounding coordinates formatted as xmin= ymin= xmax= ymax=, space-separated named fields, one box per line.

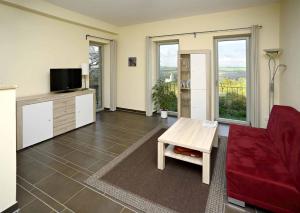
xmin=75 ymin=94 xmax=94 ymax=128
xmin=22 ymin=101 xmax=53 ymax=148
xmin=191 ymin=90 xmax=207 ymax=120
xmin=190 ymin=53 xmax=207 ymax=90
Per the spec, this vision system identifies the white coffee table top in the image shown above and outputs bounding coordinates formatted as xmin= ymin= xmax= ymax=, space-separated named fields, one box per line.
xmin=158 ymin=118 xmax=217 ymax=153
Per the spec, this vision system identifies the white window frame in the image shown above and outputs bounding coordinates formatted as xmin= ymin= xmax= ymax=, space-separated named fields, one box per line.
xmin=214 ymin=36 xmax=251 ymax=125
xmin=156 ymin=40 xmax=179 ymax=80
xmin=156 ymin=40 xmax=179 ymax=116
xmin=89 ymin=42 xmax=104 ymax=112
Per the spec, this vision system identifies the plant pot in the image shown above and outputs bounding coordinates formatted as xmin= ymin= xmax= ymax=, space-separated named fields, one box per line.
xmin=161 ymin=110 xmax=168 ymax=119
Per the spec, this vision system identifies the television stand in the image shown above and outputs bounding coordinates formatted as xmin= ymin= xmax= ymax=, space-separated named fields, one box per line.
xmin=55 ymin=89 xmax=76 ymax=93
xmin=16 ymin=89 xmax=96 ymax=150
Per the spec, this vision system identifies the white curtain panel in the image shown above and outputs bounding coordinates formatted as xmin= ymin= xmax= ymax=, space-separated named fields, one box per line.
xmin=110 ymin=40 xmax=117 ymax=111
xmin=146 ymin=36 xmax=153 ymax=116
xmin=250 ymin=25 xmax=260 ymax=127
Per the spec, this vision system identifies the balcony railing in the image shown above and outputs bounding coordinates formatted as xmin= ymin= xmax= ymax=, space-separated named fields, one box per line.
xmin=166 ymin=81 xmax=178 ymax=95
xmin=219 ymin=85 xmax=246 ymax=121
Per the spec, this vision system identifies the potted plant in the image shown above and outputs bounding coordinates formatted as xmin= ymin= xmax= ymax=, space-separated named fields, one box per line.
xmin=152 ymin=80 xmax=177 ymax=118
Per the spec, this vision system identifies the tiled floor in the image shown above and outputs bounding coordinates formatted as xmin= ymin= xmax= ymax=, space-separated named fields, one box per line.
xmin=17 ymin=110 xmax=264 ymax=213
xmin=17 ymin=111 xmax=176 ymax=213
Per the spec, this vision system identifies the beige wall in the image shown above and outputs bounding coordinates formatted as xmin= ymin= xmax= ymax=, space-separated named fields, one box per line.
xmin=1 ymin=0 xmax=118 ymax=34
xmin=0 ymin=88 xmax=16 ymax=212
xmin=279 ymin=0 xmax=300 ymax=111
xmin=117 ymin=3 xmax=280 ymax=127
xmin=0 ymin=1 xmax=281 ymax=125
xmin=0 ymin=2 xmax=115 ymax=108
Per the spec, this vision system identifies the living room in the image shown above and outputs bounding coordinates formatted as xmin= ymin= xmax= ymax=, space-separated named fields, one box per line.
xmin=0 ymin=0 xmax=299 ymax=212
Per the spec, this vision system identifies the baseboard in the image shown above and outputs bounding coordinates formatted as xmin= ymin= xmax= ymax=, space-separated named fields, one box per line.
xmin=2 ymin=202 xmax=18 ymax=213
xmin=116 ymin=107 xmax=146 ymax=115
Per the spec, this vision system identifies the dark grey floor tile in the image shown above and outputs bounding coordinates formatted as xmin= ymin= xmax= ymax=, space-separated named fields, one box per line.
xmin=82 ymin=149 xmax=115 ymax=162
xmin=24 ymin=149 xmax=77 ymax=177
xmin=224 ymin=203 xmax=256 ymax=213
xmin=71 ymin=172 xmax=89 ymax=185
xmin=36 ymin=173 xmax=84 ymax=204
xmin=65 ymin=162 xmax=93 ymax=176
xmin=107 ymin=144 xmax=128 ymax=155
xmin=32 ymin=148 xmax=69 ymax=164
xmin=61 ymin=208 xmax=74 ymax=213
xmin=63 ymin=150 xmax=98 ymax=169
xmin=17 ymin=152 xmax=36 ymax=167
xmin=17 ymin=111 xmax=176 ymax=212
xmin=121 ymin=207 xmax=136 ymax=213
xmin=88 ymin=160 xmax=109 ymax=172
xmin=17 ymin=185 xmax=35 ymax=208
xmin=30 ymin=188 xmax=65 ymax=212
xmin=17 ymin=176 xmax=34 ymax=191
xmin=34 ymin=141 xmax=74 ymax=156
xmin=17 ymin=159 xmax=56 ymax=184
xmin=20 ymin=199 xmax=52 ymax=213
xmin=224 ymin=203 xmax=245 ymax=213
xmin=65 ymin=188 xmax=123 ymax=213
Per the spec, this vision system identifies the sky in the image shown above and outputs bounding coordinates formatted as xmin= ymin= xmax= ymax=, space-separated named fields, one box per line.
xmin=218 ymin=40 xmax=246 ymax=68
xmin=160 ymin=44 xmax=178 ymax=67
xmin=159 ymin=40 xmax=246 ymax=68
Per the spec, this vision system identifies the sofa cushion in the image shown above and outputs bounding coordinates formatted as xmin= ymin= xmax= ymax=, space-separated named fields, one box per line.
xmin=227 ymin=124 xmax=300 ymax=212
xmin=267 ymin=105 xmax=300 ymax=191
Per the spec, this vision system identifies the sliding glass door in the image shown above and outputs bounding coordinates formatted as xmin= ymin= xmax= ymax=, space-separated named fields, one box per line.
xmin=89 ymin=43 xmax=103 ymax=111
xmin=215 ymin=37 xmax=250 ymax=123
xmin=157 ymin=42 xmax=179 ymax=112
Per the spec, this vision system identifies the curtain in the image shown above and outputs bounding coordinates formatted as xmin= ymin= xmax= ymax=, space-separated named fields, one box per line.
xmin=145 ymin=36 xmax=153 ymax=116
xmin=250 ymin=25 xmax=260 ymax=127
xmin=110 ymin=40 xmax=117 ymax=111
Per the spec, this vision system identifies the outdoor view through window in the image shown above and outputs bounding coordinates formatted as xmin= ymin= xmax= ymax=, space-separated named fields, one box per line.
xmin=217 ymin=39 xmax=247 ymax=121
xmin=89 ymin=44 xmax=102 ymax=110
xmin=159 ymin=43 xmax=179 ymax=112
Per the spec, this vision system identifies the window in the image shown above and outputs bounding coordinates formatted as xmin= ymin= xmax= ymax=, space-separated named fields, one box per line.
xmin=89 ymin=43 xmax=103 ymax=111
xmin=215 ymin=36 xmax=250 ymax=123
xmin=157 ymin=42 xmax=179 ymax=112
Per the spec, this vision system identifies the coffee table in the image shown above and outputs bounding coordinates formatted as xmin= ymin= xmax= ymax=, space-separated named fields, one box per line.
xmin=157 ymin=118 xmax=218 ymax=184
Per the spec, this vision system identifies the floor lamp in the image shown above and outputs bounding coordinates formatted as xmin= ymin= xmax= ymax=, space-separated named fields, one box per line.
xmin=81 ymin=63 xmax=89 ymax=89
xmin=264 ymin=49 xmax=287 ymax=113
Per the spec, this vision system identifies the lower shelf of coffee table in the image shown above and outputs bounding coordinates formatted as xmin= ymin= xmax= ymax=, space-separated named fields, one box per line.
xmin=164 ymin=145 xmax=203 ymax=166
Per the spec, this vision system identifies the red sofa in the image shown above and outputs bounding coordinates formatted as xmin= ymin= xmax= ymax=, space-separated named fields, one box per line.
xmin=226 ymin=105 xmax=300 ymax=213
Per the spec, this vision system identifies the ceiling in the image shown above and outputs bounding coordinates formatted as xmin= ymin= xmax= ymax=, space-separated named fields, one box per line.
xmin=46 ymin=0 xmax=278 ymax=26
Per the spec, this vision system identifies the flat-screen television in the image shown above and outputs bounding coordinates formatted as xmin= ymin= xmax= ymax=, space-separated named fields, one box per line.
xmin=50 ymin=68 xmax=82 ymax=92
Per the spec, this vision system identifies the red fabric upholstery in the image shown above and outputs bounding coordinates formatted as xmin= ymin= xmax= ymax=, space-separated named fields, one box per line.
xmin=226 ymin=105 xmax=300 ymax=213
xmin=267 ymin=105 xmax=300 ymax=191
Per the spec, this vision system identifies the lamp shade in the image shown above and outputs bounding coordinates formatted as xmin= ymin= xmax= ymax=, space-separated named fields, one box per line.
xmin=81 ymin=63 xmax=89 ymax=75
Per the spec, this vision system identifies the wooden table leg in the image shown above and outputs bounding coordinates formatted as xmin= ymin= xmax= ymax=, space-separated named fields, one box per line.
xmin=157 ymin=142 xmax=165 ymax=170
xmin=202 ymin=152 xmax=210 ymax=184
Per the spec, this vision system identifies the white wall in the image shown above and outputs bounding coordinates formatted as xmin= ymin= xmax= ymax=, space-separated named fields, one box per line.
xmin=279 ymin=0 xmax=300 ymax=111
xmin=117 ymin=3 xmax=280 ymax=127
xmin=0 ymin=2 xmax=115 ymax=109
xmin=0 ymin=88 xmax=16 ymax=212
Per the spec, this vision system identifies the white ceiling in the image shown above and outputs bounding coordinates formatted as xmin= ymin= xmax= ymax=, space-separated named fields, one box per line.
xmin=46 ymin=0 xmax=278 ymax=26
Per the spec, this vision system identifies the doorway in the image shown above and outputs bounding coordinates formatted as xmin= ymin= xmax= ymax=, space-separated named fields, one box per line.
xmin=215 ymin=36 xmax=250 ymax=123
xmin=89 ymin=42 xmax=104 ymax=111
xmin=157 ymin=41 xmax=179 ymax=113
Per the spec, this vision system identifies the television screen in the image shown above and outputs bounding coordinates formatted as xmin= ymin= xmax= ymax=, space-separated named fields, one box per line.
xmin=50 ymin=68 xmax=82 ymax=92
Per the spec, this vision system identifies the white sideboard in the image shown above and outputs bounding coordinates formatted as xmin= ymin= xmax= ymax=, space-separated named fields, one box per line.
xmin=17 ymin=89 xmax=96 ymax=150
xmin=0 ymin=86 xmax=17 ymax=212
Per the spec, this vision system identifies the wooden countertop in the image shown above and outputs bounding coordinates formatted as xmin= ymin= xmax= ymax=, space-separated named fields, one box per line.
xmin=17 ymin=89 xmax=95 ymax=105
